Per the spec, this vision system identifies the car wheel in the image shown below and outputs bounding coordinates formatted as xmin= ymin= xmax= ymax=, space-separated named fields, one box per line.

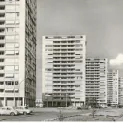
xmin=23 ymin=112 xmax=27 ymax=115
xmin=10 ymin=112 xmax=15 ymax=116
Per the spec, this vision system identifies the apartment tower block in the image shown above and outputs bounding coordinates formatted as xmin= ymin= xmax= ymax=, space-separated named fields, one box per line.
xmin=118 ymin=77 xmax=123 ymax=106
xmin=86 ymin=58 xmax=108 ymax=107
xmin=107 ymin=70 xmax=119 ymax=106
xmin=42 ymin=35 xmax=86 ymax=107
xmin=0 ymin=0 xmax=37 ymax=107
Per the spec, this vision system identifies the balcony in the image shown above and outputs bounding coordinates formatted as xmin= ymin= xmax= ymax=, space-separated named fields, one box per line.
xmin=52 ymin=79 xmax=76 ymax=81
xmin=0 ymin=9 xmax=5 ymax=13
xmin=0 ymin=13 xmax=5 ymax=20
xmin=4 ymin=93 xmax=19 ymax=97
xmin=0 ymin=1 xmax=5 ymax=5
xmin=0 ymin=47 xmax=5 ymax=51
xmin=0 ymin=30 xmax=5 ymax=35
xmin=0 ymin=85 xmax=4 ymax=88
xmin=0 ymin=24 xmax=5 ymax=28
xmin=0 ymin=92 xmax=4 ymax=97
xmin=0 ymin=69 xmax=4 ymax=73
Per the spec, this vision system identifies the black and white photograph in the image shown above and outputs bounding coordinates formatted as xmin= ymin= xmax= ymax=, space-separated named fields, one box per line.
xmin=0 ymin=0 xmax=123 ymax=122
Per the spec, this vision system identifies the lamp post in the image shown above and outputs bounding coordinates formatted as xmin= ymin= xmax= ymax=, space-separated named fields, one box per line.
xmin=45 ymin=94 xmax=51 ymax=107
xmin=18 ymin=79 xmax=24 ymax=106
xmin=65 ymin=93 xmax=68 ymax=107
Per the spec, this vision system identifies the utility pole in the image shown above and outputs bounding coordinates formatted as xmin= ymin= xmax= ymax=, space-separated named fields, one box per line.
xmin=66 ymin=93 xmax=67 ymax=107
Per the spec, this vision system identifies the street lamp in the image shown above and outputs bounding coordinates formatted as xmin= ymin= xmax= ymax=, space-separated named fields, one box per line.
xmin=66 ymin=93 xmax=67 ymax=107
xmin=18 ymin=79 xmax=24 ymax=106
xmin=64 ymin=93 xmax=68 ymax=107
xmin=45 ymin=94 xmax=51 ymax=107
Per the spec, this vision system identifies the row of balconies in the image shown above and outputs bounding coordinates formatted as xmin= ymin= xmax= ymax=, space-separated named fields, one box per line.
xmin=52 ymin=40 xmax=80 ymax=43
xmin=52 ymin=76 xmax=82 ymax=78
xmin=46 ymin=79 xmax=82 ymax=81
xmin=53 ymin=87 xmax=77 ymax=89
xmin=52 ymin=70 xmax=76 ymax=72
xmin=0 ymin=85 xmax=19 ymax=88
xmin=52 ymin=42 xmax=81 ymax=44
xmin=52 ymin=59 xmax=82 ymax=62
xmin=53 ymin=91 xmax=75 ymax=93
xmin=0 ymin=93 xmax=20 ymax=97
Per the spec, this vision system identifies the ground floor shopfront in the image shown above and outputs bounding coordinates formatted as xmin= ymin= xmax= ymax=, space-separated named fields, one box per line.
xmin=43 ymin=101 xmax=84 ymax=107
xmin=0 ymin=97 xmax=35 ymax=107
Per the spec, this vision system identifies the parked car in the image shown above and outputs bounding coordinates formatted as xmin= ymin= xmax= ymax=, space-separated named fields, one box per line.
xmin=77 ymin=106 xmax=89 ymax=110
xmin=15 ymin=106 xmax=32 ymax=115
xmin=0 ymin=106 xmax=19 ymax=116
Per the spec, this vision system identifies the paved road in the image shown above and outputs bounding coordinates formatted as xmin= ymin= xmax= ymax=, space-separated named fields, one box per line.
xmin=0 ymin=107 xmax=123 ymax=121
xmin=0 ymin=108 xmax=90 ymax=121
xmin=0 ymin=112 xmax=57 ymax=121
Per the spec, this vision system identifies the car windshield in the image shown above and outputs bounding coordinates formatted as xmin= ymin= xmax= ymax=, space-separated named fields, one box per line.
xmin=25 ymin=107 xmax=28 ymax=109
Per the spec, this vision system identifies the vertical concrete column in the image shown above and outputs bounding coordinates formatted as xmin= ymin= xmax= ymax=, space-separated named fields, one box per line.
xmin=22 ymin=97 xmax=25 ymax=106
xmin=14 ymin=97 xmax=15 ymax=106
xmin=4 ymin=97 xmax=6 ymax=106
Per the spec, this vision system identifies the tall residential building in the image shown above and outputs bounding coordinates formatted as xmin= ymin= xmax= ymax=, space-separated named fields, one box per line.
xmin=0 ymin=0 xmax=37 ymax=107
xmin=42 ymin=35 xmax=86 ymax=107
xmin=107 ymin=70 xmax=119 ymax=106
xmin=86 ymin=58 xmax=108 ymax=107
xmin=118 ymin=77 xmax=123 ymax=106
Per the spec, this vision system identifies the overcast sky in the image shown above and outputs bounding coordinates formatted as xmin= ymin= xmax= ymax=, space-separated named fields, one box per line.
xmin=36 ymin=0 xmax=123 ymax=98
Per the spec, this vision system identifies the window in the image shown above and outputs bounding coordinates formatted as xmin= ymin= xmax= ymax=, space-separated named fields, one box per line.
xmin=0 ymin=89 xmax=4 ymax=92
xmin=6 ymin=27 xmax=15 ymax=33
xmin=15 ymin=81 xmax=18 ymax=85
xmin=0 ymin=59 xmax=4 ymax=62
xmin=5 ymin=81 xmax=12 ymax=85
xmin=0 ymin=74 xmax=4 ymax=77
xmin=0 ymin=81 xmax=4 ymax=85
xmin=0 ymin=66 xmax=4 ymax=70
xmin=0 ymin=44 xmax=4 ymax=47
xmin=0 ymin=29 xmax=4 ymax=32
xmin=16 ymin=12 xmax=19 ymax=17
xmin=0 ymin=36 xmax=4 ymax=40
xmin=5 ymin=90 xmax=14 ymax=93
xmin=15 ymin=50 xmax=19 ymax=55
xmin=0 ymin=51 xmax=4 ymax=55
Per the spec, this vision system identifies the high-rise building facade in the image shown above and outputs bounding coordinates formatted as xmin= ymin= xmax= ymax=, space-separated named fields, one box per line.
xmin=107 ymin=70 xmax=119 ymax=106
xmin=118 ymin=77 xmax=123 ymax=106
xmin=86 ymin=58 xmax=108 ymax=107
xmin=42 ymin=35 xmax=86 ymax=107
xmin=0 ymin=0 xmax=37 ymax=107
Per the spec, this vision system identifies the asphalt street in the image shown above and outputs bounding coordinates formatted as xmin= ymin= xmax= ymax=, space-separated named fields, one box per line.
xmin=0 ymin=112 xmax=57 ymax=121
xmin=0 ymin=108 xmax=90 ymax=121
xmin=0 ymin=107 xmax=123 ymax=121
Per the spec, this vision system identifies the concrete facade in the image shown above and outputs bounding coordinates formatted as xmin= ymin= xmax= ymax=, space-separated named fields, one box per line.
xmin=118 ymin=77 xmax=123 ymax=106
xmin=0 ymin=0 xmax=37 ymax=107
xmin=107 ymin=70 xmax=119 ymax=106
xmin=86 ymin=58 xmax=108 ymax=107
xmin=42 ymin=35 xmax=86 ymax=107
